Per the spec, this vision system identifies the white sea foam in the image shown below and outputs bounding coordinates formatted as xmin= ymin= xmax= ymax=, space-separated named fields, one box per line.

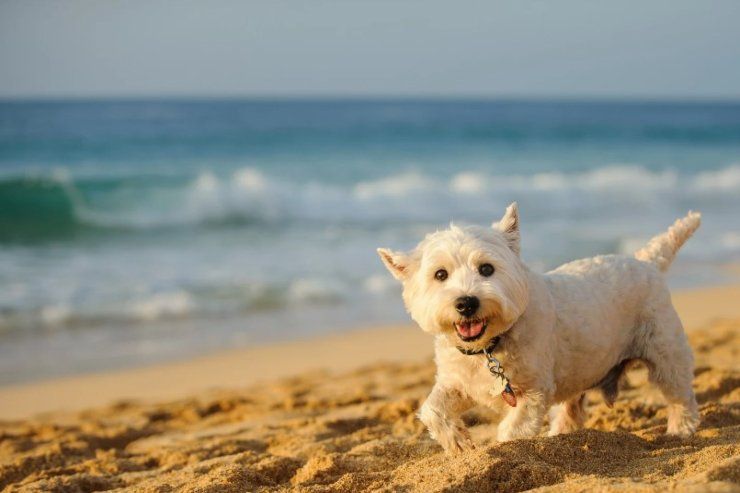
xmin=183 ymin=167 xmax=282 ymax=224
xmin=450 ymin=172 xmax=487 ymax=193
xmin=721 ymin=232 xmax=740 ymax=249
xmin=572 ymin=165 xmax=677 ymax=190
xmin=287 ymin=278 xmax=344 ymax=304
xmin=40 ymin=304 xmax=71 ymax=326
xmin=234 ymin=167 xmax=267 ymax=191
xmin=354 ymin=171 xmax=436 ymax=199
xmin=695 ymin=164 xmax=740 ymax=191
xmin=617 ymin=237 xmax=648 ymax=256
xmin=129 ymin=291 xmax=194 ymax=322
xmin=363 ymin=274 xmax=399 ymax=295
xmin=447 ymin=165 xmax=678 ymax=195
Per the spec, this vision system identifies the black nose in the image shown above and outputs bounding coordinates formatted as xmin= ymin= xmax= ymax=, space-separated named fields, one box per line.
xmin=455 ymin=296 xmax=479 ymax=317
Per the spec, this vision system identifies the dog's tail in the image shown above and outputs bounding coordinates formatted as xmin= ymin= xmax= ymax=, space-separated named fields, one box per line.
xmin=634 ymin=211 xmax=701 ymax=273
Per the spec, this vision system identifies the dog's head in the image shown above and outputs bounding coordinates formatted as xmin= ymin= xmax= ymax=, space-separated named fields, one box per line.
xmin=378 ymin=203 xmax=529 ymax=351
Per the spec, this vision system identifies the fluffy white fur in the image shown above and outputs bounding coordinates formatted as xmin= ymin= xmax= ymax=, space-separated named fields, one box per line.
xmin=378 ymin=203 xmax=701 ymax=452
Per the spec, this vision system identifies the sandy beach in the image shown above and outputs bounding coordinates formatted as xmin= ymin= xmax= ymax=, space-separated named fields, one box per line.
xmin=1 ymin=284 xmax=739 ymax=492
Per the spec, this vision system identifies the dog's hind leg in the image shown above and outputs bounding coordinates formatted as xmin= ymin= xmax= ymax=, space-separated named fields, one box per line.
xmin=418 ymin=384 xmax=475 ymax=453
xmin=548 ymin=393 xmax=587 ymax=436
xmin=640 ymin=307 xmax=699 ymax=437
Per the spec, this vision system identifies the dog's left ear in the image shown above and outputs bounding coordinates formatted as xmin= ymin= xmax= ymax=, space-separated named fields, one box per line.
xmin=495 ymin=202 xmax=520 ymax=254
xmin=377 ymin=248 xmax=411 ymax=282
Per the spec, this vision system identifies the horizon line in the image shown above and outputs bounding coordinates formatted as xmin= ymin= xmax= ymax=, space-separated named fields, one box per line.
xmin=2 ymin=93 xmax=740 ymax=104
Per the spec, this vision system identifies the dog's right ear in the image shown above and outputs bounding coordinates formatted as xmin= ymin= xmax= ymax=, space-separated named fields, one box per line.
xmin=377 ymin=248 xmax=410 ymax=281
xmin=495 ymin=202 xmax=520 ymax=254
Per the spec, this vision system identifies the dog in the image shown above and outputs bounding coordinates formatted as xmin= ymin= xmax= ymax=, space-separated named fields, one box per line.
xmin=378 ymin=203 xmax=701 ymax=452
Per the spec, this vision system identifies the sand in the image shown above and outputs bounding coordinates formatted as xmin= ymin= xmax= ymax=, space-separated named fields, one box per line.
xmin=1 ymin=285 xmax=739 ymax=492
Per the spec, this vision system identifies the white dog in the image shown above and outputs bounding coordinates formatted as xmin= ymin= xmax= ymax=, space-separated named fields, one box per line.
xmin=378 ymin=203 xmax=701 ymax=452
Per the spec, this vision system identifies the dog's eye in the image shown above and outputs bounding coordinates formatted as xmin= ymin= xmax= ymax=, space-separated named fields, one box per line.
xmin=434 ymin=269 xmax=448 ymax=281
xmin=478 ymin=263 xmax=495 ymax=277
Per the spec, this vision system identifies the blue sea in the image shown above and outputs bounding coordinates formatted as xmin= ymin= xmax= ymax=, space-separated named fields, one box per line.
xmin=1 ymin=99 xmax=739 ymax=384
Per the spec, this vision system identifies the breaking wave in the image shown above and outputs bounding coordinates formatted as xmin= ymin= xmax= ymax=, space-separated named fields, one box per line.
xmin=1 ymin=164 xmax=739 ymax=242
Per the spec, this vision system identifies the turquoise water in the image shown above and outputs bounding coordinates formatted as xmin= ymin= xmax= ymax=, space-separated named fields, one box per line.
xmin=1 ymin=99 xmax=739 ymax=383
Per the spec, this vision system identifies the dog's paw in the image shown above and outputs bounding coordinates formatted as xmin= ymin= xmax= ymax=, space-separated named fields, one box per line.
xmin=665 ymin=404 xmax=699 ymax=437
xmin=439 ymin=422 xmax=475 ymax=454
xmin=497 ymin=427 xmax=515 ymax=443
xmin=420 ymin=403 xmax=475 ymax=453
xmin=547 ymin=408 xmax=584 ymax=436
xmin=426 ymin=417 xmax=475 ymax=453
xmin=497 ymin=421 xmax=539 ymax=442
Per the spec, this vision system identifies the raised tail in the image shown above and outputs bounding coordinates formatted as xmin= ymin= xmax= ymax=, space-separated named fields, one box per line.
xmin=634 ymin=211 xmax=701 ymax=272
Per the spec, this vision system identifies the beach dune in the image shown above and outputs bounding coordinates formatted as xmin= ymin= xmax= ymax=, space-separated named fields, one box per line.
xmin=1 ymin=285 xmax=739 ymax=492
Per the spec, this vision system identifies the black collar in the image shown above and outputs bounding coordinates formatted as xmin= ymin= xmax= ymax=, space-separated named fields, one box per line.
xmin=456 ymin=336 xmax=501 ymax=355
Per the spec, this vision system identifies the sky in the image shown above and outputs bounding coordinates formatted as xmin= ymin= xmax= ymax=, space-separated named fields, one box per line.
xmin=1 ymin=0 xmax=739 ymax=99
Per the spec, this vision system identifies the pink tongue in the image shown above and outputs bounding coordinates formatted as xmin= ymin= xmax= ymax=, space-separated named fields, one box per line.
xmin=457 ymin=320 xmax=484 ymax=338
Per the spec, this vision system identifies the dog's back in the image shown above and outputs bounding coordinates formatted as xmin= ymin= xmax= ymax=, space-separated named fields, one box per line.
xmin=545 ymin=254 xmax=665 ymax=333
xmin=544 ymin=210 xmax=701 ymax=329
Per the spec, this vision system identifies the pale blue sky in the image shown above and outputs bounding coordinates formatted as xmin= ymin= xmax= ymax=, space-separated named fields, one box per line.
xmin=1 ymin=0 xmax=739 ymax=99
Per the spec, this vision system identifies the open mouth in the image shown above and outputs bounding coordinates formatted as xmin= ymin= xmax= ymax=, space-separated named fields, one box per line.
xmin=454 ymin=318 xmax=487 ymax=342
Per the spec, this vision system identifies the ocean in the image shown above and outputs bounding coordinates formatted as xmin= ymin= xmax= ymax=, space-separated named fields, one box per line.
xmin=1 ymin=99 xmax=739 ymax=384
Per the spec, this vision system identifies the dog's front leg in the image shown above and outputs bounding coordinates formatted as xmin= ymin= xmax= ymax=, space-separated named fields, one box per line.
xmin=496 ymin=389 xmax=549 ymax=442
xmin=418 ymin=384 xmax=475 ymax=453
